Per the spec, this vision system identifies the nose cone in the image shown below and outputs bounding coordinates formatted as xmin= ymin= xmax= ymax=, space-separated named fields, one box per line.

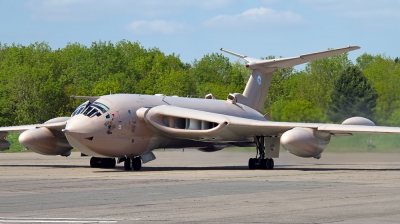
xmin=64 ymin=114 xmax=96 ymax=137
xmin=64 ymin=114 xmax=106 ymax=157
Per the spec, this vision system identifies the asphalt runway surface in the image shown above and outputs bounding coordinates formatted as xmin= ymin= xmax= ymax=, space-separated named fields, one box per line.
xmin=1 ymin=150 xmax=400 ymax=223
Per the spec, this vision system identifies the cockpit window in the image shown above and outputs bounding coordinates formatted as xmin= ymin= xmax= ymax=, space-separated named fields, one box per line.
xmin=92 ymin=102 xmax=110 ymax=113
xmin=82 ymin=107 xmax=93 ymax=116
xmin=87 ymin=108 xmax=98 ymax=117
xmin=72 ymin=101 xmax=89 ymax=117
xmin=71 ymin=100 xmax=110 ymax=118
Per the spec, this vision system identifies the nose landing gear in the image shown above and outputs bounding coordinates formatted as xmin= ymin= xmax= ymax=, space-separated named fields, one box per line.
xmin=249 ymin=136 xmax=275 ymax=170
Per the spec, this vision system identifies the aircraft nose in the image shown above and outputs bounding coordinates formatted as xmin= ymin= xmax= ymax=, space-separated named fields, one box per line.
xmin=64 ymin=115 xmax=93 ymax=136
xmin=64 ymin=114 xmax=105 ymax=157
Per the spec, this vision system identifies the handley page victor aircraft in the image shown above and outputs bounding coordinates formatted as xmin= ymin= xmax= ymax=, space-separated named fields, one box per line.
xmin=1 ymin=46 xmax=400 ymax=171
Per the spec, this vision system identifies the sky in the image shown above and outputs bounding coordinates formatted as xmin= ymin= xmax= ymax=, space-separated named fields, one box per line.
xmin=1 ymin=0 xmax=399 ymax=68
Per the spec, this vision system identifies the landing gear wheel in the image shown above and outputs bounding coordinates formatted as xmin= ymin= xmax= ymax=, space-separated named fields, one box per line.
xmin=90 ymin=157 xmax=95 ymax=168
xmin=260 ymin=159 xmax=270 ymax=170
xmin=90 ymin=157 xmax=101 ymax=168
xmin=90 ymin=157 xmax=116 ymax=168
xmin=248 ymin=158 xmax=256 ymax=170
xmin=132 ymin=157 xmax=142 ymax=171
xmin=124 ymin=158 xmax=132 ymax=171
xmin=100 ymin=159 xmax=108 ymax=168
xmin=248 ymin=136 xmax=276 ymax=170
xmin=268 ymin=158 xmax=274 ymax=169
xmin=108 ymin=158 xmax=116 ymax=168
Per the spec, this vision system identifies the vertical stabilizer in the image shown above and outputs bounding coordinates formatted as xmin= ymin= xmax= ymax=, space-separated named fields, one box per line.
xmin=241 ymin=69 xmax=276 ymax=112
xmin=223 ymin=68 xmax=275 ymax=113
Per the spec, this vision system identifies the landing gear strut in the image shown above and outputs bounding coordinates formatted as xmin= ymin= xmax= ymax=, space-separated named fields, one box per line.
xmin=123 ymin=157 xmax=142 ymax=171
xmin=248 ymin=136 xmax=274 ymax=170
xmin=90 ymin=157 xmax=116 ymax=168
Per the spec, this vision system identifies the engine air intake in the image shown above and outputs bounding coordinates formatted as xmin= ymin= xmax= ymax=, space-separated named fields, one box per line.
xmin=163 ymin=116 xmax=218 ymax=130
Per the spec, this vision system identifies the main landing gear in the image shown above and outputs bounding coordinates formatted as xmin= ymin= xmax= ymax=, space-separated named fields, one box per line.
xmin=123 ymin=157 xmax=142 ymax=171
xmin=90 ymin=157 xmax=116 ymax=168
xmin=248 ymin=136 xmax=274 ymax=170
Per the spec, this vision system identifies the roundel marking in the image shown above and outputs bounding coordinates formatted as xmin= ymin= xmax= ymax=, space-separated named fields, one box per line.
xmin=257 ymin=76 xmax=262 ymax=86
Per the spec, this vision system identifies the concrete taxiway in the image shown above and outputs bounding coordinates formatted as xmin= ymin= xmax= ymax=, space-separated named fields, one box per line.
xmin=1 ymin=150 xmax=400 ymax=223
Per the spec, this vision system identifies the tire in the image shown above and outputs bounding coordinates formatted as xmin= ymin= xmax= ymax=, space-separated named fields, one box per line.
xmin=124 ymin=159 xmax=132 ymax=171
xmin=268 ymin=158 xmax=274 ymax=169
xmin=248 ymin=158 xmax=256 ymax=170
xmin=90 ymin=157 xmax=95 ymax=168
xmin=108 ymin=158 xmax=116 ymax=168
xmin=100 ymin=158 xmax=111 ymax=168
xmin=260 ymin=159 xmax=269 ymax=170
xmin=133 ymin=157 xmax=142 ymax=171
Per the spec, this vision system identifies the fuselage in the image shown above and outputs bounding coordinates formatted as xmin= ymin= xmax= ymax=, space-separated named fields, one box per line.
xmin=64 ymin=94 xmax=266 ymax=158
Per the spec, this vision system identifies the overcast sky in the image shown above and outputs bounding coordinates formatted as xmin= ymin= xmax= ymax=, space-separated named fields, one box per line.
xmin=1 ymin=0 xmax=399 ymax=67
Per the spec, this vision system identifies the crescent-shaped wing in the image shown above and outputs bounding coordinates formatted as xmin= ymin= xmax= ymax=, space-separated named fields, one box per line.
xmin=137 ymin=105 xmax=400 ymax=142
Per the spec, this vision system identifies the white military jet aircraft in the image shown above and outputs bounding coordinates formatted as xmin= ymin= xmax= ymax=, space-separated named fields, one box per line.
xmin=1 ymin=46 xmax=399 ymax=171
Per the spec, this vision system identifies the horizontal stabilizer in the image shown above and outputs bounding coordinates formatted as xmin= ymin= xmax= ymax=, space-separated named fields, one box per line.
xmin=220 ymin=48 xmax=247 ymax=59
xmin=251 ymin=46 xmax=360 ymax=69
xmin=221 ymin=46 xmax=360 ymax=69
xmin=220 ymin=48 xmax=258 ymax=62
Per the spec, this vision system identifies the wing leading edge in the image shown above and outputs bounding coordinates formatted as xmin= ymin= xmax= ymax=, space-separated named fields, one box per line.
xmin=0 ymin=120 xmax=68 ymax=133
xmin=137 ymin=105 xmax=400 ymax=142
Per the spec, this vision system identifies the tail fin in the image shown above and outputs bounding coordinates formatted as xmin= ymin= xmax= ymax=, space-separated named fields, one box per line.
xmin=221 ymin=46 xmax=360 ymax=112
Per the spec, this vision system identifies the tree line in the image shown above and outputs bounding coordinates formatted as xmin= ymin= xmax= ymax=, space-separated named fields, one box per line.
xmin=0 ymin=40 xmax=399 ymax=126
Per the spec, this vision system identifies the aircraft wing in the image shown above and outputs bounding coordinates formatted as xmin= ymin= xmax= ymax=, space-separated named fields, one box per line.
xmin=0 ymin=121 xmax=68 ymax=133
xmin=137 ymin=105 xmax=400 ymax=142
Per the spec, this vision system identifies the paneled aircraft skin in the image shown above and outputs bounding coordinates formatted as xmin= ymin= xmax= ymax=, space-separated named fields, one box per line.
xmin=2 ymin=46 xmax=400 ymax=170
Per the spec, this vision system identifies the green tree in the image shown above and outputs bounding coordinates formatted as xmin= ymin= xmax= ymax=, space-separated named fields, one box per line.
xmin=328 ymin=66 xmax=378 ymax=123
xmin=0 ymin=40 xmax=194 ymax=125
xmin=361 ymin=55 xmax=400 ymax=125
xmin=154 ymin=69 xmax=194 ymax=96
xmin=356 ymin=53 xmax=375 ymax=71
xmin=270 ymin=99 xmax=326 ymax=122
xmin=191 ymin=53 xmax=249 ymax=99
xmin=264 ymin=66 xmax=296 ymax=113
xmin=303 ymin=52 xmax=353 ymax=110
xmin=268 ymin=51 xmax=353 ymax=122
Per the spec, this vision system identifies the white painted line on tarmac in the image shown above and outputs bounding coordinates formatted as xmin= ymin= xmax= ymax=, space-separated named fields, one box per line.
xmin=0 ymin=221 xmax=115 ymax=223
xmin=0 ymin=217 xmax=141 ymax=223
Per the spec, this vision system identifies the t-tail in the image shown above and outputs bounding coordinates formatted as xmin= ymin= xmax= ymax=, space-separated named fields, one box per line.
xmin=220 ymin=46 xmax=360 ymax=113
